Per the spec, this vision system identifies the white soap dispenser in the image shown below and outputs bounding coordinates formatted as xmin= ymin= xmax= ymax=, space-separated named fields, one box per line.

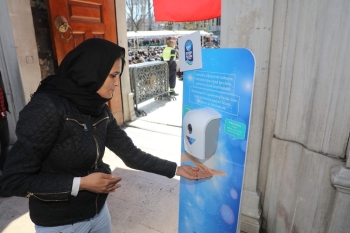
xmin=183 ymin=108 xmax=221 ymax=160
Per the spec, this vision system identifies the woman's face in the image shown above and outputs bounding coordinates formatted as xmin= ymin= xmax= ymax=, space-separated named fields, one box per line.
xmin=97 ymin=59 xmax=122 ymax=99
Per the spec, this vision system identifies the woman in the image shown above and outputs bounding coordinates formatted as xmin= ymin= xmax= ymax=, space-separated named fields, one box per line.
xmin=0 ymin=38 xmax=212 ymax=232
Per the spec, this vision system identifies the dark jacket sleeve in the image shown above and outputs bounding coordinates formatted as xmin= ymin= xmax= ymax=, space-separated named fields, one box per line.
xmin=0 ymin=94 xmax=73 ymax=199
xmin=105 ymin=111 xmax=177 ymax=178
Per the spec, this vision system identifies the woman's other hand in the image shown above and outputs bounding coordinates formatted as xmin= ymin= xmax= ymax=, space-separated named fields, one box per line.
xmin=80 ymin=172 xmax=122 ymax=193
xmin=176 ymin=165 xmax=213 ymax=180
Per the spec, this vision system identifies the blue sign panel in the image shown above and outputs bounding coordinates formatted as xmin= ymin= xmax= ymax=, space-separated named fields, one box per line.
xmin=179 ymin=48 xmax=255 ymax=233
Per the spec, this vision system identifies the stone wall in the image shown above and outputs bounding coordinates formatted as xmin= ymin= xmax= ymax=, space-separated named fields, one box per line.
xmin=222 ymin=0 xmax=350 ymax=232
xmin=261 ymin=0 xmax=350 ymax=231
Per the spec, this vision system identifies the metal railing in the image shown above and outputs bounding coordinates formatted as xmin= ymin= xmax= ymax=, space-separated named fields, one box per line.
xmin=129 ymin=61 xmax=174 ymax=116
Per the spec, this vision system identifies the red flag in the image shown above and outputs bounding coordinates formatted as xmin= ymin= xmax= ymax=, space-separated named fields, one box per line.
xmin=153 ymin=0 xmax=221 ymax=22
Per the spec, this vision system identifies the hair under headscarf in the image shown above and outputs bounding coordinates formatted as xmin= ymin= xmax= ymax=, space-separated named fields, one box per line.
xmin=34 ymin=38 xmax=125 ymax=116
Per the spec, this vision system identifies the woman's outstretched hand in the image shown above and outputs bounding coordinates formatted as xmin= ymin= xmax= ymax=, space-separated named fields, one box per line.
xmin=181 ymin=152 xmax=227 ymax=176
xmin=80 ymin=172 xmax=122 ymax=194
xmin=176 ymin=165 xmax=213 ymax=180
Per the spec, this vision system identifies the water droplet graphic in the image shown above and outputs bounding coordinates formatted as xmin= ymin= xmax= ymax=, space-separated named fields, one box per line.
xmin=221 ymin=205 xmax=235 ymax=225
xmin=230 ymin=189 xmax=238 ymax=199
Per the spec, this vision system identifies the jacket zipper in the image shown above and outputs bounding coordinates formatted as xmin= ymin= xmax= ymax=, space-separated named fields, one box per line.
xmin=95 ymin=193 xmax=99 ymax=215
xmin=66 ymin=118 xmax=88 ymax=131
xmin=92 ymin=117 xmax=105 ymax=215
xmin=91 ymin=136 xmax=100 ymax=215
xmin=26 ymin=191 xmax=70 ymax=201
xmin=66 ymin=116 xmax=104 ymax=215
xmin=92 ymin=136 xmax=100 ymax=171
xmin=92 ymin=116 xmax=109 ymax=129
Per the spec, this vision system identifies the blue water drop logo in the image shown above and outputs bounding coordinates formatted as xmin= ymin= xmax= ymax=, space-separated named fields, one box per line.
xmin=186 ymin=136 xmax=196 ymax=145
xmin=185 ymin=40 xmax=193 ymax=65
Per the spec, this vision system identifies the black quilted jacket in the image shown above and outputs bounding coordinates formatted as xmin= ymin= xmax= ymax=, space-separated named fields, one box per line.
xmin=1 ymin=93 xmax=177 ymax=227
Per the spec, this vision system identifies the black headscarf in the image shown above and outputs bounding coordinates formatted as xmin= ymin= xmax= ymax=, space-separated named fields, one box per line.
xmin=34 ymin=38 xmax=125 ymax=116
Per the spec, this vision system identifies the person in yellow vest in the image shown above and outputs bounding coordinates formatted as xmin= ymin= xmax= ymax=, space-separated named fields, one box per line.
xmin=162 ymin=40 xmax=178 ymax=96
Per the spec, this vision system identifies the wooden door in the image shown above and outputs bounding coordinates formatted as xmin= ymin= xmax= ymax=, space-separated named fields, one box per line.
xmin=47 ymin=0 xmax=124 ymax=125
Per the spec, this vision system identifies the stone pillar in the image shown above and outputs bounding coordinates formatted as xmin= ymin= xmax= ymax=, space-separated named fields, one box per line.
xmin=221 ymin=0 xmax=274 ymax=232
xmin=240 ymin=190 xmax=262 ymax=233
xmin=115 ymin=0 xmax=133 ymax=122
xmin=329 ymin=164 xmax=350 ymax=233
xmin=128 ymin=93 xmax=136 ymax=121
xmin=6 ymin=0 xmax=41 ymax=105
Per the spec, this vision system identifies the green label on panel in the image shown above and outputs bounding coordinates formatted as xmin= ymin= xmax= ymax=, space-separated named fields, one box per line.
xmin=183 ymin=105 xmax=194 ymax=116
xmin=224 ymin=119 xmax=246 ymax=140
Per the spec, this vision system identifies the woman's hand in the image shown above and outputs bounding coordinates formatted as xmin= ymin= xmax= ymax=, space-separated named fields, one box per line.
xmin=176 ymin=165 xmax=213 ymax=180
xmin=181 ymin=152 xmax=227 ymax=176
xmin=80 ymin=172 xmax=122 ymax=194
xmin=191 ymin=162 xmax=227 ymax=176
